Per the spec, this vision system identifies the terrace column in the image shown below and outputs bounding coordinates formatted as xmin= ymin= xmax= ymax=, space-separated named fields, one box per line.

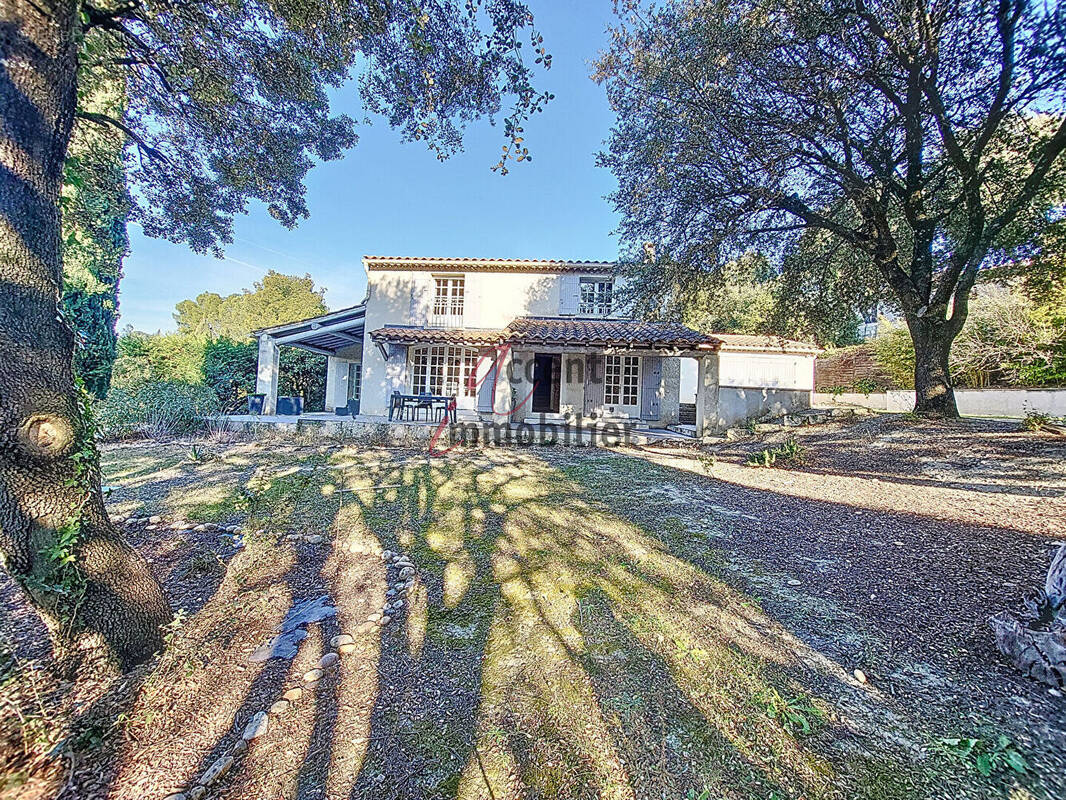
xmin=493 ymin=346 xmax=516 ymax=420
xmin=694 ymin=352 xmax=721 ymax=439
xmin=256 ymin=334 xmax=280 ymax=416
xmin=324 ymin=355 xmax=342 ymax=412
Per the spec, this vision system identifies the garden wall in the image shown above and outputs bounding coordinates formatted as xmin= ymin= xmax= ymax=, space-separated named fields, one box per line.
xmin=814 ymin=388 xmax=1066 ymax=418
xmin=814 ymin=343 xmax=896 ymax=391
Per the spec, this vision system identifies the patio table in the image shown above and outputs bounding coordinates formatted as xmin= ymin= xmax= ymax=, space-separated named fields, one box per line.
xmin=389 ymin=392 xmax=457 ymax=424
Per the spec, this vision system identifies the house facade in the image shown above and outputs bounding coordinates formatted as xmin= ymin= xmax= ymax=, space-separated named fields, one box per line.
xmin=253 ymin=256 xmax=820 ymax=437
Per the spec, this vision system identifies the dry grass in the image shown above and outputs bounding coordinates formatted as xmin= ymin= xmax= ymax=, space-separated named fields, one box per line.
xmin=1 ymin=427 xmax=1060 ymax=800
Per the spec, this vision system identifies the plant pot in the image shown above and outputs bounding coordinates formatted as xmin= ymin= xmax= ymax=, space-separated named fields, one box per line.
xmin=247 ymin=394 xmax=266 ymax=415
xmin=277 ymin=396 xmax=303 ymax=416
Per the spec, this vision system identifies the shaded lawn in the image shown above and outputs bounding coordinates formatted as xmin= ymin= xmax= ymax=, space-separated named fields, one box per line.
xmin=4 ymin=437 xmax=1052 ymax=800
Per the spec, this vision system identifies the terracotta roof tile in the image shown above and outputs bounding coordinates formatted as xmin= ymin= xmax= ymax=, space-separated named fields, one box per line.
xmin=369 ymin=318 xmax=820 ymax=354
xmin=711 ymin=334 xmax=822 ymax=354
xmin=369 ymin=327 xmax=505 ymax=347
xmin=363 ymin=256 xmax=614 ymax=273
xmin=502 ymin=317 xmax=714 ymax=348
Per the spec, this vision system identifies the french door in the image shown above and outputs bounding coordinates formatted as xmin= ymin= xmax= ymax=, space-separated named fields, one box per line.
xmin=603 ymin=355 xmax=641 ymax=417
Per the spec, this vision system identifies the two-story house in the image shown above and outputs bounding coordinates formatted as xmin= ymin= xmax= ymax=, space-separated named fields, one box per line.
xmin=252 ymin=256 xmax=820 ymax=437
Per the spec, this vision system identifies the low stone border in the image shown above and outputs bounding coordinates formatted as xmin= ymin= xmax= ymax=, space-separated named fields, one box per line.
xmin=159 ymin=544 xmax=419 ymax=800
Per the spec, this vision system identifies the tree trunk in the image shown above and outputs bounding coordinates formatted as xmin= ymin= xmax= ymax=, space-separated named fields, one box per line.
xmin=0 ymin=1 xmax=171 ymax=670
xmin=906 ymin=316 xmax=960 ymax=417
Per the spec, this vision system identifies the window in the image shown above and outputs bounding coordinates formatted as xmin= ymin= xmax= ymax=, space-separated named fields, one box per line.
xmin=431 ymin=276 xmax=464 ymax=325
xmin=604 ymin=355 xmax=639 ymax=406
xmin=346 ymin=362 xmax=361 ymax=403
xmin=579 ymin=278 xmax=613 ymax=315
xmin=410 ymin=345 xmax=479 ymax=397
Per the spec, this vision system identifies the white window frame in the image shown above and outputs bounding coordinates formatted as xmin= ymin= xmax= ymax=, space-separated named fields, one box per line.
xmin=604 ymin=355 xmax=639 ymax=408
xmin=346 ymin=362 xmax=361 ymax=404
xmin=409 ymin=345 xmax=480 ymax=401
xmin=579 ymin=278 xmax=613 ymax=316
xmin=430 ymin=275 xmax=465 ymax=327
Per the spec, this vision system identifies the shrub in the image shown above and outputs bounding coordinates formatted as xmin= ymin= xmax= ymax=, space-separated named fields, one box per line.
xmin=202 ymin=337 xmax=257 ymax=410
xmin=873 ymin=288 xmax=1066 ymax=389
xmin=96 ymin=381 xmax=221 ymax=440
xmin=747 ymin=437 xmax=808 ymax=468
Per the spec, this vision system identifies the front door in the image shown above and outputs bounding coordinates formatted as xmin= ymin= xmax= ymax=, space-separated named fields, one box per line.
xmin=531 ymin=354 xmax=558 ymax=413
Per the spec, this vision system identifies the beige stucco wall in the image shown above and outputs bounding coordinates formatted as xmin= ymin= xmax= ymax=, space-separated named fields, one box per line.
xmin=359 ymin=268 xmax=624 ymax=416
xmin=718 ymin=351 xmax=816 ymax=391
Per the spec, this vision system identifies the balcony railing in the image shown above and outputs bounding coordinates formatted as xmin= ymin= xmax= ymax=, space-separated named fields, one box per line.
xmin=428 ymin=312 xmax=464 ymax=328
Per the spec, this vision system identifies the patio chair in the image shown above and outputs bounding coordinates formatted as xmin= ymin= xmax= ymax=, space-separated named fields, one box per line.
xmin=412 ymin=393 xmax=434 ymax=422
xmin=388 ymin=391 xmax=402 ymax=421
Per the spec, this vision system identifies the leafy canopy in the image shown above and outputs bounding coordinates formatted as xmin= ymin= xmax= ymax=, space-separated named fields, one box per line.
xmin=596 ymin=0 xmax=1066 ymax=346
xmin=174 ymin=271 xmax=328 ymax=339
xmin=78 ymin=0 xmax=552 ymax=254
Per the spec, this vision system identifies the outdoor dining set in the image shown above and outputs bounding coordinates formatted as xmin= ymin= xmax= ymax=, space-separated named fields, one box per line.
xmin=387 ymin=392 xmax=458 ymax=424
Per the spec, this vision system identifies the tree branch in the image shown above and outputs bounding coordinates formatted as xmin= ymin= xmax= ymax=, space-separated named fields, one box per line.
xmin=75 ymin=111 xmax=170 ymax=164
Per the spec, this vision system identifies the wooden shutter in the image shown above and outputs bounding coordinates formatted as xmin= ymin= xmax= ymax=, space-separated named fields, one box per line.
xmin=641 ymin=356 xmax=662 ymax=420
xmin=559 ymin=273 xmax=580 ymax=315
xmin=584 ymin=354 xmax=604 ymax=415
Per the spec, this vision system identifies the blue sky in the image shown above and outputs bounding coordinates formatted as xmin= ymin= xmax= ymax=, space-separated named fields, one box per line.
xmin=119 ymin=2 xmax=621 ymax=333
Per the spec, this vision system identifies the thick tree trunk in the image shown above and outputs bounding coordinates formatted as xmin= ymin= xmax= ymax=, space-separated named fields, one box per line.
xmin=0 ymin=1 xmax=171 ymax=669
xmin=906 ymin=316 xmax=960 ymax=417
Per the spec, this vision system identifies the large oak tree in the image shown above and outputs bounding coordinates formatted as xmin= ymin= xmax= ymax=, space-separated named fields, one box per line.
xmin=0 ymin=0 xmax=549 ymax=669
xmin=597 ymin=0 xmax=1066 ymax=415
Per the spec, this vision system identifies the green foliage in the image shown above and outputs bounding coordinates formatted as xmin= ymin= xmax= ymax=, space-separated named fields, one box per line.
xmin=74 ymin=1 xmax=551 ymax=255
xmin=279 ymin=348 xmax=327 ymax=411
xmin=96 ymin=381 xmax=221 ymax=440
xmin=874 ymin=288 xmax=1066 ymax=389
xmin=747 ymin=437 xmax=807 ymax=469
xmin=1023 ymin=411 xmax=1064 ymax=432
xmin=755 ymin=687 xmax=821 ymax=736
xmin=202 ymin=338 xmax=257 ymax=410
xmin=115 ymin=273 xmax=332 ymax=412
xmin=112 ymin=330 xmax=207 ymax=387
xmin=596 ymin=0 xmax=1066 ymax=403
xmin=174 ymin=272 xmax=328 ymax=340
xmin=934 ymin=735 xmax=1028 ymax=779
xmin=773 ymin=227 xmax=886 ymax=347
xmin=872 ymin=323 xmax=917 ymax=389
xmin=61 ymin=68 xmax=129 ymax=399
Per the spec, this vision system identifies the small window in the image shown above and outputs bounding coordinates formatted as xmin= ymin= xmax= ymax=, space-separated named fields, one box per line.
xmin=432 ymin=276 xmax=464 ymax=322
xmin=579 ymin=278 xmax=613 ymax=316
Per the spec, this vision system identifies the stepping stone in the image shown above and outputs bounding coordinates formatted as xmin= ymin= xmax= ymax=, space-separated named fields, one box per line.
xmin=201 ymin=755 xmax=233 ymax=785
xmin=243 ymin=711 xmax=269 ymax=740
xmin=282 ymin=687 xmax=303 ymax=702
xmin=318 ymin=653 xmax=339 ymax=670
xmin=339 ymin=643 xmax=357 ymax=655
xmin=269 ymin=700 xmax=290 ymax=715
xmin=303 ymin=668 xmax=323 ymax=683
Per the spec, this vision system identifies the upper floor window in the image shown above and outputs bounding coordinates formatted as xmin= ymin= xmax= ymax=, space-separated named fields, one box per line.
xmin=579 ymin=278 xmax=613 ymax=316
xmin=431 ymin=275 xmax=464 ymax=326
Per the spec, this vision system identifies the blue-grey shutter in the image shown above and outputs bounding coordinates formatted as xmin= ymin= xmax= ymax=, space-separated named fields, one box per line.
xmin=477 ymin=353 xmax=497 ymax=412
xmin=584 ymin=354 xmax=604 ymax=415
xmin=559 ymin=274 xmax=580 ymax=315
xmin=641 ymin=356 xmax=662 ymax=420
